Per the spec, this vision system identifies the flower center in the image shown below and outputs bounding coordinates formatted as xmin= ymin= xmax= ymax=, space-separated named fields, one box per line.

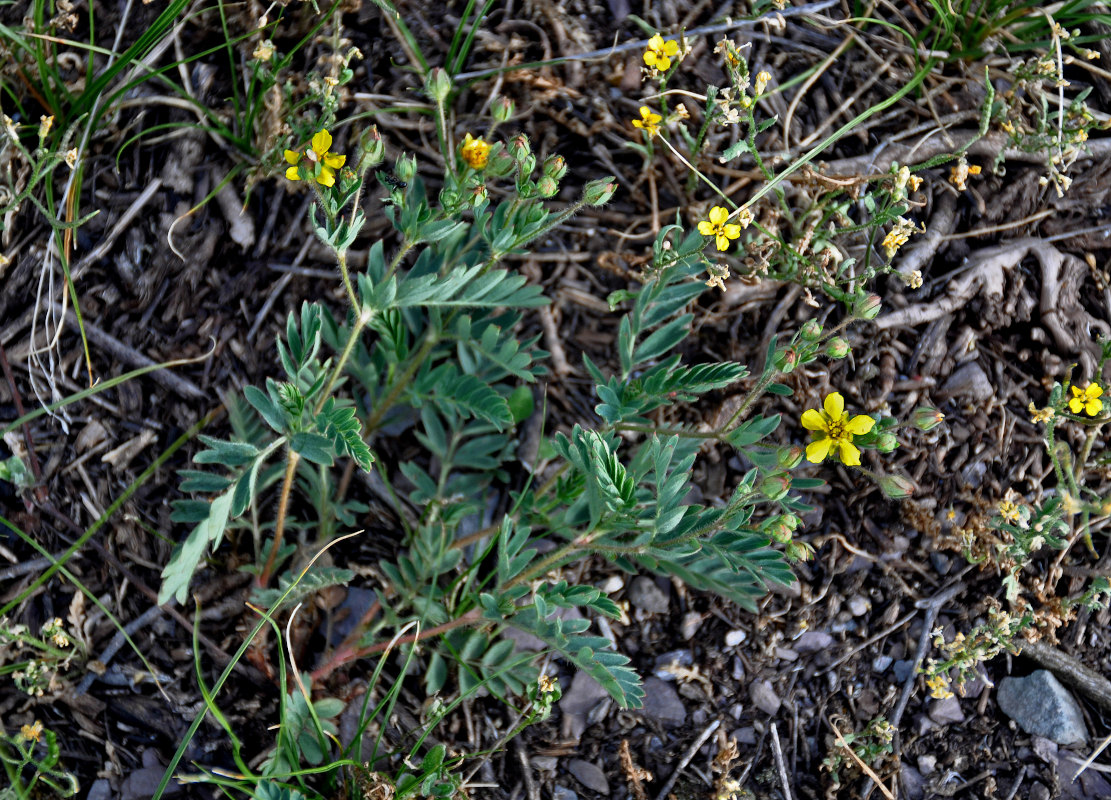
xmin=826 ymin=416 xmax=847 ymax=441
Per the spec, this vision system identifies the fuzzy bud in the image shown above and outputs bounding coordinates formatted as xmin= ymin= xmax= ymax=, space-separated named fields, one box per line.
xmin=493 ymin=96 xmax=515 ymax=123
xmin=357 ymin=125 xmax=385 ymax=171
xmin=759 ymin=474 xmax=791 ymax=501
xmin=510 ymin=134 xmax=531 ymax=160
xmin=785 ymin=541 xmax=814 ymax=562
xmin=543 ymin=154 xmax=567 ymax=181
xmin=396 ymin=153 xmax=417 ymax=183
xmin=777 ymin=445 xmax=804 ymax=470
xmin=876 ymin=432 xmax=898 ymax=453
xmin=583 ymin=177 xmax=618 ymax=206
xmin=879 ymin=474 xmax=915 ymax=499
xmin=913 ymin=406 xmax=945 ymax=431
xmin=536 ymin=175 xmax=559 ymax=197
xmin=425 ymin=67 xmax=453 ymax=104
xmin=853 ymin=294 xmax=882 ymax=320
xmin=774 ymin=347 xmax=798 ymax=374
xmin=486 ymin=147 xmax=516 ymax=177
xmin=799 ymin=319 xmax=822 ymax=341
xmin=825 ymin=337 xmax=851 ymax=359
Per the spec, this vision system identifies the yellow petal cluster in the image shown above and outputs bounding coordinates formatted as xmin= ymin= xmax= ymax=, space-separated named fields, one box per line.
xmin=801 ymin=392 xmax=876 ymax=466
xmin=285 ymin=129 xmax=346 ymax=187
xmin=461 ymin=133 xmax=490 ymax=169
xmin=697 ymin=206 xmax=742 ymax=251
xmin=1069 ymin=382 xmax=1103 ymax=416
xmin=632 ymin=106 xmax=662 ymax=137
xmin=643 ymin=33 xmax=679 ymax=72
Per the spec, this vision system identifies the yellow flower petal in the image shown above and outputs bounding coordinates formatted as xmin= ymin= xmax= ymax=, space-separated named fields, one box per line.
xmin=697 ymin=220 xmax=715 ymax=236
xmin=823 ymin=392 xmax=845 ymax=419
xmin=311 ymin=129 xmax=332 ymax=157
xmin=715 ymin=234 xmax=731 ymax=251
xmin=1091 ymin=384 xmax=1104 ymax=399
xmin=316 ymin=166 xmax=335 ymax=187
xmin=644 ymin=50 xmax=658 ymax=67
xmin=838 ymin=440 xmax=862 ymax=466
xmin=801 ymin=409 xmax=827 ymax=431
xmin=845 ymin=414 xmax=876 ymax=435
xmin=1069 ymin=396 xmax=1085 ymax=413
xmin=663 ymin=39 xmax=680 ymax=56
xmin=722 ymin=223 xmax=741 ymax=239
xmin=1088 ymin=398 xmax=1103 ymax=415
xmin=286 ymin=166 xmax=301 ymax=181
xmin=648 ymin=34 xmax=664 ymax=50
xmin=656 ymin=55 xmax=672 ymax=71
xmin=324 ymin=153 xmax=346 ymax=169
xmin=284 ymin=149 xmax=300 ymax=165
xmin=806 ymin=437 xmax=832 ymax=463
xmin=709 ymin=206 xmax=729 ymax=226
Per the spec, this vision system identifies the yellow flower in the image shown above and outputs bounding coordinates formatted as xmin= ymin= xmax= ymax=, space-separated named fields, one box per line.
xmin=801 ymin=391 xmax=876 ymax=466
xmin=632 ymin=106 xmax=662 ymax=137
xmin=284 ymin=129 xmax=346 ymax=187
xmin=20 ymin=720 xmax=43 ymax=743
xmin=948 ymin=159 xmax=981 ymax=191
xmin=926 ymin=673 xmax=954 ymax=700
xmin=1028 ymin=402 xmax=1055 ymax=424
xmin=698 ymin=206 xmax=742 ymax=251
xmin=881 ymin=217 xmax=918 ymax=259
xmin=460 ymin=133 xmax=490 ymax=170
xmin=1069 ymin=382 xmax=1103 ymax=415
xmin=643 ymin=33 xmax=680 ymax=72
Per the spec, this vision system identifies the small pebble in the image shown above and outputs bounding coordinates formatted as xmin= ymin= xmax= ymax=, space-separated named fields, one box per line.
xmin=872 ymin=655 xmax=893 ymax=673
xmin=567 ymin=759 xmax=609 ymax=794
xmin=928 ymin=696 xmax=965 ymax=725
xmin=599 ymin=575 xmax=624 ymax=593
xmin=917 ymin=755 xmax=936 ymax=775
xmin=533 ymin=756 xmax=558 ymax=771
xmin=750 ymin=679 xmax=781 ymax=716
xmin=680 ymin=611 xmax=703 ymax=639
xmin=775 ymin=647 xmax=799 ymax=662
xmin=553 ymin=786 xmax=579 ymax=800
xmin=628 ymin=576 xmax=669 ymax=614
xmin=847 ymin=595 xmax=870 ymax=616
xmin=725 ymin=629 xmax=747 ymax=647
xmin=653 ymin=649 xmax=693 ymax=681
xmin=794 ymin=631 xmax=833 ymax=654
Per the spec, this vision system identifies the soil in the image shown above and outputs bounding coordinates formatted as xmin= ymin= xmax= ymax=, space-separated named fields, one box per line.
xmin=2 ymin=0 xmax=1111 ymax=799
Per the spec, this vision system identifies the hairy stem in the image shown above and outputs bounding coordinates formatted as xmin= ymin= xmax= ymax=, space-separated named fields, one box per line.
xmin=259 ymin=449 xmax=301 ymax=586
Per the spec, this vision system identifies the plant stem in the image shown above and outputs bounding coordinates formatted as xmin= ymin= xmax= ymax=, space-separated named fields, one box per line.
xmin=337 ymin=249 xmax=358 ymax=310
xmin=259 ymin=449 xmax=300 ymax=586
xmin=311 ymin=607 xmax=482 ymax=682
xmin=364 ymin=328 xmax=439 ymax=432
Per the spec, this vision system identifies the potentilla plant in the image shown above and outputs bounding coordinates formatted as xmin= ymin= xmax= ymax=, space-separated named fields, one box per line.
xmin=163 ymin=34 xmax=934 ymax=795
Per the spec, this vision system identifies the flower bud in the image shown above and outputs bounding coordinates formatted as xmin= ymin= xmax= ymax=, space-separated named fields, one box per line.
xmin=913 ymin=406 xmax=945 ymax=431
xmin=357 ymin=125 xmax=385 ymax=171
xmin=543 ymin=155 xmax=567 ymax=181
xmin=425 ymin=67 xmax=453 ymax=104
xmin=853 ymin=293 xmax=882 ymax=320
xmin=396 ymin=153 xmax=417 ymax=182
xmin=583 ymin=177 xmax=618 ymax=206
xmin=759 ymin=474 xmax=791 ymax=501
xmin=768 ymin=521 xmax=793 ymax=544
xmin=510 ymin=133 xmax=531 ymax=160
xmin=879 ymin=474 xmax=915 ymax=499
xmin=773 ymin=347 xmax=798 ymax=374
xmin=825 ymin=337 xmax=850 ymax=359
xmin=493 ymin=96 xmax=515 ymax=123
xmin=799 ymin=319 xmax=822 ymax=341
xmin=777 ymin=445 xmax=804 ymax=470
xmin=876 ymin=432 xmax=898 ymax=453
xmin=785 ymin=541 xmax=814 ymax=562
xmin=536 ymin=175 xmax=559 ymax=197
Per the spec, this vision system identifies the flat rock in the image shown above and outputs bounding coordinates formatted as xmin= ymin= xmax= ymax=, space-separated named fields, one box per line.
xmin=628 ymin=576 xmax=669 ymax=614
xmin=997 ymin=670 xmax=1088 ymax=746
xmin=639 ymin=676 xmax=687 ymax=728
xmin=552 ymin=786 xmax=578 ymax=800
xmin=566 ymin=759 xmax=609 ymax=794
xmin=121 ymin=767 xmax=181 ymax=800
xmin=928 ymin=696 xmax=965 ymax=725
xmin=794 ymin=630 xmax=833 ymax=654
xmin=750 ymin=679 xmax=781 ymax=716
xmin=559 ymin=671 xmax=611 ymax=740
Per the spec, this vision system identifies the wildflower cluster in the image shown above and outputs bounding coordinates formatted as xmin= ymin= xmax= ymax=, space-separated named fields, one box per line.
xmin=801 ymin=392 xmax=876 ymax=467
xmin=821 ymin=716 xmax=895 ymax=789
xmin=923 ymin=602 xmax=1033 ymax=696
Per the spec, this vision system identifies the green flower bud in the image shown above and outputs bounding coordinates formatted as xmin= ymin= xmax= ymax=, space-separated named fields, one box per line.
xmin=493 ymin=96 xmax=515 ymax=123
xmin=853 ymin=293 xmax=882 ymax=320
xmin=510 ymin=133 xmax=531 ymax=160
xmin=879 ymin=474 xmax=915 ymax=499
xmin=396 ymin=153 xmax=417 ymax=183
xmin=800 ymin=319 xmax=822 ymax=341
xmin=543 ymin=154 xmax=567 ymax=181
xmin=825 ymin=337 xmax=851 ymax=359
xmin=357 ymin=125 xmax=385 ymax=171
xmin=537 ymin=175 xmax=559 ymax=197
xmin=913 ymin=406 xmax=945 ymax=431
xmin=759 ymin=474 xmax=791 ymax=501
xmin=876 ymin=432 xmax=898 ymax=453
xmin=768 ymin=522 xmax=793 ymax=544
xmin=777 ymin=445 xmax=804 ymax=470
xmin=785 ymin=541 xmax=814 ymax=562
xmin=425 ymin=67 xmax=452 ymax=104
xmin=583 ymin=177 xmax=618 ymax=206
xmin=774 ymin=347 xmax=798 ymax=373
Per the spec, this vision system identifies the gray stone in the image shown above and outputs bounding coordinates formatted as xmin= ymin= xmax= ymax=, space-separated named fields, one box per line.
xmin=847 ymin=595 xmax=870 ymax=616
xmin=87 ymin=779 xmax=112 ymax=800
xmin=997 ymin=670 xmax=1088 ymax=746
xmin=628 ymin=576 xmax=669 ymax=614
xmin=928 ymin=696 xmax=965 ymax=725
xmin=893 ymin=660 xmax=914 ymax=682
xmin=899 ymin=763 xmax=926 ymax=800
xmin=872 ymin=655 xmax=893 ymax=673
xmin=794 ymin=631 xmax=834 ymax=654
xmin=654 ymin=649 xmax=693 ymax=680
xmin=639 ymin=676 xmax=687 ymax=728
xmin=552 ymin=786 xmax=578 ymax=800
xmin=121 ymin=767 xmax=181 ymax=800
xmin=750 ymin=679 xmax=781 ymax=716
xmin=725 ymin=629 xmax=747 ymax=647
xmin=560 ymin=671 xmax=611 ymax=739
xmin=533 ymin=756 xmax=558 ymax=771
xmin=566 ymin=759 xmax=609 ymax=794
